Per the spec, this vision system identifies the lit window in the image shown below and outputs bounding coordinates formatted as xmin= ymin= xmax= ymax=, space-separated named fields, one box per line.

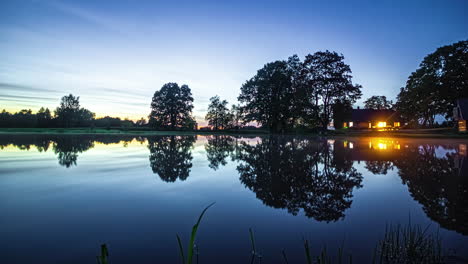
xmin=377 ymin=122 xmax=386 ymax=128
xmin=343 ymin=122 xmax=347 ymax=128
xmin=368 ymin=122 xmax=372 ymax=128
xmin=349 ymin=122 xmax=353 ymax=127
xmin=349 ymin=142 xmax=354 ymax=149
xmin=394 ymin=122 xmax=400 ymax=127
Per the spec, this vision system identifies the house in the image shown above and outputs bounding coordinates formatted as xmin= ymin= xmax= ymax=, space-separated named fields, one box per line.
xmin=453 ymin=98 xmax=468 ymax=132
xmin=342 ymin=108 xmax=402 ymax=129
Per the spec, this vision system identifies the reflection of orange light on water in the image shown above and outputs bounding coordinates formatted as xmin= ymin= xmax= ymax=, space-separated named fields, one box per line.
xmin=377 ymin=143 xmax=387 ymax=150
xmin=460 ymin=144 xmax=467 ymax=156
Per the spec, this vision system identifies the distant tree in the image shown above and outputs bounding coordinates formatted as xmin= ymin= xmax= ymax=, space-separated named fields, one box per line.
xmin=205 ymin=96 xmax=232 ymax=130
xmin=302 ymin=51 xmax=362 ymax=129
xmin=136 ymin=118 xmax=147 ymax=127
xmin=149 ymin=83 xmax=194 ymax=130
xmin=364 ymin=96 xmax=393 ymax=110
xmin=37 ymin=107 xmax=52 ymax=128
xmin=396 ymin=40 xmax=468 ymax=126
xmin=55 ymin=94 xmax=94 ymax=127
xmin=230 ymin=104 xmax=242 ymax=129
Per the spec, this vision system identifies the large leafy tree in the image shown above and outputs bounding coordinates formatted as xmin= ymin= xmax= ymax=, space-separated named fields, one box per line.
xmin=364 ymin=95 xmax=393 ymax=110
xmin=238 ymin=59 xmax=298 ymax=132
xmin=205 ymin=96 xmax=232 ymax=130
xmin=149 ymin=83 xmax=194 ymax=130
xmin=302 ymin=51 xmax=362 ymax=129
xmin=55 ymin=94 xmax=94 ymax=127
xmin=396 ymin=40 xmax=468 ymax=126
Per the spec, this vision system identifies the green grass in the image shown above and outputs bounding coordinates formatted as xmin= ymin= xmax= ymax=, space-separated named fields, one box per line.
xmin=176 ymin=202 xmax=215 ymax=264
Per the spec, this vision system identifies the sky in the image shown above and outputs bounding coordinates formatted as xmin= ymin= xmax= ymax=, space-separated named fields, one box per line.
xmin=1 ymin=0 xmax=467 ymax=124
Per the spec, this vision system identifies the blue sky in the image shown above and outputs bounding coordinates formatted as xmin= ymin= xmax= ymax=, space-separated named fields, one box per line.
xmin=1 ymin=0 xmax=467 ymax=124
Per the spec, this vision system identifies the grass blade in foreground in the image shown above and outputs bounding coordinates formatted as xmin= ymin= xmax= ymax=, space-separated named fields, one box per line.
xmin=176 ymin=202 xmax=215 ymax=264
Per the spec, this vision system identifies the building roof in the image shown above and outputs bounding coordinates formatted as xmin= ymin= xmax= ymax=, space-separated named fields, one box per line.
xmin=351 ymin=109 xmax=398 ymax=122
xmin=457 ymin=98 xmax=468 ymax=120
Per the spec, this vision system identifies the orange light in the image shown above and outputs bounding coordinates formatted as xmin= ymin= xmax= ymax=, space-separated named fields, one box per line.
xmin=377 ymin=122 xmax=387 ymax=128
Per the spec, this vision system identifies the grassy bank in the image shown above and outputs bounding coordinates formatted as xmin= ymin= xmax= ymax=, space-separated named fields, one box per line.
xmin=0 ymin=127 xmax=269 ymax=136
xmin=0 ymin=127 xmax=467 ymax=139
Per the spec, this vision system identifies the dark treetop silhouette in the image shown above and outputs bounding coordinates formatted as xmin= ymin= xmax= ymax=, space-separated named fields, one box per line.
xmin=149 ymin=83 xmax=195 ymax=130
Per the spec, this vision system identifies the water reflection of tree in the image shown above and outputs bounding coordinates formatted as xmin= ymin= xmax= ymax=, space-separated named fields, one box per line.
xmin=365 ymin=161 xmax=394 ymax=175
xmin=52 ymin=137 xmax=94 ymax=168
xmin=205 ymin=135 xmax=236 ymax=170
xmin=394 ymin=145 xmax=468 ymax=235
xmin=0 ymin=135 xmax=136 ymax=168
xmin=235 ymin=136 xmax=363 ymax=222
xmin=148 ymin=135 xmax=196 ymax=182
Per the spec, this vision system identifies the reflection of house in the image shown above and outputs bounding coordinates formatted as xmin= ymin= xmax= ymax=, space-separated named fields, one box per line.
xmin=343 ymin=108 xmax=401 ymax=129
xmin=342 ymin=139 xmax=403 ymax=161
xmin=453 ymin=98 xmax=468 ymax=132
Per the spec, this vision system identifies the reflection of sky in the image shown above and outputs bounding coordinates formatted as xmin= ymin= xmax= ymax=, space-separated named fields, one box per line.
xmin=1 ymin=1 xmax=467 ymax=125
xmin=1 ymin=135 xmax=468 ymax=263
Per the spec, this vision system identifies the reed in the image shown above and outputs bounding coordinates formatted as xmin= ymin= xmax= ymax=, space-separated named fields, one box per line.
xmin=176 ymin=202 xmax=215 ymax=264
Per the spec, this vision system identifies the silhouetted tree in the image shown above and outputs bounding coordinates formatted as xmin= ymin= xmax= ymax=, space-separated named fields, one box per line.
xmin=396 ymin=40 xmax=468 ymax=126
xmin=205 ymin=96 xmax=232 ymax=130
xmin=135 ymin=118 xmax=147 ymax=127
xmin=147 ymin=135 xmax=196 ymax=182
xmin=149 ymin=83 xmax=194 ymax=130
xmin=55 ymin=94 xmax=94 ymax=127
xmin=235 ymin=136 xmax=363 ymax=222
xmin=238 ymin=59 xmax=298 ymax=132
xmin=364 ymin=96 xmax=393 ymax=110
xmin=230 ymin=104 xmax=242 ymax=129
xmin=302 ymin=51 xmax=362 ymax=129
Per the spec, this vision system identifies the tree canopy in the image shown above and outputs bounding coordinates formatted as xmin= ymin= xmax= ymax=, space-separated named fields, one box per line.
xmin=364 ymin=95 xmax=393 ymax=110
xmin=205 ymin=96 xmax=232 ymax=130
xmin=149 ymin=83 xmax=195 ymax=130
xmin=238 ymin=51 xmax=361 ymax=132
xmin=396 ymin=40 xmax=468 ymax=126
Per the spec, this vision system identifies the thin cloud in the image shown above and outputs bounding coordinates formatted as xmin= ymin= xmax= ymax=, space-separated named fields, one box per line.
xmin=0 ymin=82 xmax=59 ymax=93
xmin=43 ymin=0 xmax=129 ymax=35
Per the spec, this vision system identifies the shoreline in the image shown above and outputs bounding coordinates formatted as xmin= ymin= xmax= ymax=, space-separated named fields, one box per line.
xmin=1 ymin=128 xmax=468 ymax=139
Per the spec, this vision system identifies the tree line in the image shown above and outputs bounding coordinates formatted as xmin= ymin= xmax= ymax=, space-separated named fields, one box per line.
xmin=0 ymin=94 xmax=146 ymax=129
xmin=2 ymin=41 xmax=466 ymax=130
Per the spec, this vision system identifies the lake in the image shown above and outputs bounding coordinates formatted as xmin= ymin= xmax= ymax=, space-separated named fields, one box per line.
xmin=1 ymin=134 xmax=467 ymax=263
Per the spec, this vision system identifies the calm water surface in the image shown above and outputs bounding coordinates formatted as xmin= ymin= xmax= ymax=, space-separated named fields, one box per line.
xmin=1 ymin=134 xmax=467 ymax=263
